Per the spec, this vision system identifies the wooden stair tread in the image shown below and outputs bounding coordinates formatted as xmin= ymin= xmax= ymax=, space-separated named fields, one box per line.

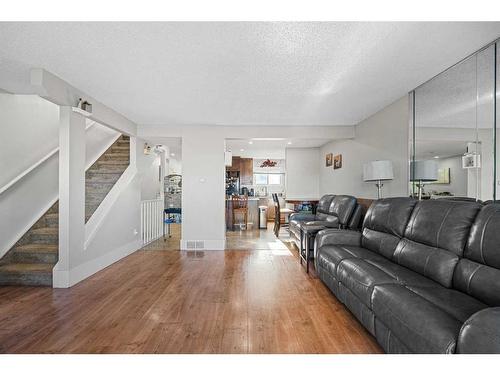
xmin=31 ymin=227 xmax=58 ymax=235
xmin=0 ymin=263 xmax=53 ymax=273
xmin=15 ymin=244 xmax=58 ymax=253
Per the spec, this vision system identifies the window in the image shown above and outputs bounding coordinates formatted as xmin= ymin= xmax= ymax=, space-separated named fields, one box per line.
xmin=254 ymin=174 xmax=268 ymax=185
xmin=254 ymin=173 xmax=283 ymax=185
xmin=268 ymin=174 xmax=281 ymax=185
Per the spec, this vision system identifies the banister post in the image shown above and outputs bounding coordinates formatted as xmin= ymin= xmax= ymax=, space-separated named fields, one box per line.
xmin=53 ymin=106 xmax=86 ymax=288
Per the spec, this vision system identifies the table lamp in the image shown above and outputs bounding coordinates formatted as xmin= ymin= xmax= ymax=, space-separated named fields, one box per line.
xmin=363 ymin=160 xmax=394 ymax=199
xmin=410 ymin=160 xmax=438 ymax=200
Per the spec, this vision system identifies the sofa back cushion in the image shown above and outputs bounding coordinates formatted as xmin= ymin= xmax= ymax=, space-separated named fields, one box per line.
xmin=361 ymin=198 xmax=417 ymax=259
xmin=453 ymin=204 xmax=500 ymax=306
xmin=394 ymin=200 xmax=481 ymax=288
xmin=316 ymin=194 xmax=335 ymax=220
xmin=328 ymin=195 xmax=357 ymax=227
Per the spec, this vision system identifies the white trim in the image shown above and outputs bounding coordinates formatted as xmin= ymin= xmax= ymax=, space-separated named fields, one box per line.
xmin=180 ymin=239 xmax=226 ymax=251
xmin=0 ymin=121 xmax=96 ymax=196
xmin=0 ymin=148 xmax=58 ymax=195
xmin=31 ymin=68 xmax=137 ymax=136
xmin=85 ymin=132 xmax=121 ymax=171
xmin=84 ymin=166 xmax=137 ymax=249
xmin=71 ymin=107 xmax=92 ymax=117
xmin=53 ymin=239 xmax=142 ymax=288
xmin=0 ymin=196 xmax=58 ymax=258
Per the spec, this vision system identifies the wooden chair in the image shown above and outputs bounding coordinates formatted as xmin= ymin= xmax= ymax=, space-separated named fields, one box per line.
xmin=272 ymin=193 xmax=294 ymax=237
xmin=232 ymin=194 xmax=248 ymax=230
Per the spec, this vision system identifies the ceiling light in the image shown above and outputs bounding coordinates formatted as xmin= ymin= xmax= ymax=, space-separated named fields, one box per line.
xmin=170 ymin=153 xmax=175 ymax=157
xmin=248 ymin=141 xmax=253 ymax=145
xmin=240 ymin=148 xmax=244 ymax=152
xmin=433 ymin=156 xmax=439 ymax=159
xmin=287 ymin=141 xmax=292 ymax=145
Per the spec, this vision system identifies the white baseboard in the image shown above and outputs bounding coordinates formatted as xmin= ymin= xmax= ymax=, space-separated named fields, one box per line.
xmin=180 ymin=238 xmax=226 ymax=251
xmin=53 ymin=239 xmax=142 ymax=288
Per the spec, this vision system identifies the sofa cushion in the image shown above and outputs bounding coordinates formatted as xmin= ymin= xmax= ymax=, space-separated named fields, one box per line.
xmin=393 ymin=238 xmax=460 ymax=288
xmin=361 ymin=198 xmax=417 ymax=257
xmin=404 ymin=285 xmax=486 ymax=323
xmin=404 ymin=200 xmax=481 ymax=256
xmin=453 ymin=259 xmax=500 ymax=307
xmin=453 ymin=204 xmax=500 ymax=306
xmin=337 ymin=258 xmax=396 ymax=307
xmin=336 ymin=256 xmax=439 ymax=308
xmin=394 ymin=200 xmax=481 ymax=288
xmin=363 ymin=197 xmax=417 ymax=237
xmin=316 ymin=245 xmax=386 ymax=278
xmin=328 ymin=195 xmax=357 ymax=227
xmin=315 ymin=194 xmax=336 ymax=218
xmin=358 ymin=257 xmax=437 ymax=288
xmin=372 ymin=284 xmax=463 ymax=353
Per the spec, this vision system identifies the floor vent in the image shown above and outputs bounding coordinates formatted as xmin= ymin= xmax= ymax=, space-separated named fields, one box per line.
xmin=195 ymin=241 xmax=205 ymax=249
xmin=186 ymin=241 xmax=196 ymax=250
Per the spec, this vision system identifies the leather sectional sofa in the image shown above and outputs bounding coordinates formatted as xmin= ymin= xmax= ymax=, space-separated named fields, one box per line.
xmin=314 ymin=197 xmax=500 ymax=354
xmin=289 ymin=194 xmax=362 ymax=250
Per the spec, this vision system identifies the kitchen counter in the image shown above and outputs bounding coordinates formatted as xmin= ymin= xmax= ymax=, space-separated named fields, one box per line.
xmin=226 ymin=197 xmax=268 ymax=230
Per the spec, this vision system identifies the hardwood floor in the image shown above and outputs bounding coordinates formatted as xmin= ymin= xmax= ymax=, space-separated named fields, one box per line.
xmin=0 ymin=227 xmax=382 ymax=354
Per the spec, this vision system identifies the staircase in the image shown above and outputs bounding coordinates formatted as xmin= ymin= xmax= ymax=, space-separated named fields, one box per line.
xmin=0 ymin=202 xmax=58 ymax=286
xmin=0 ymin=135 xmax=130 ymax=286
xmin=85 ymin=135 xmax=130 ymax=222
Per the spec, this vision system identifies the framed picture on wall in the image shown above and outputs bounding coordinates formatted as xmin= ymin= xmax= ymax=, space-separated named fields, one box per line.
xmin=334 ymin=154 xmax=342 ymax=169
xmin=326 ymin=153 xmax=333 ymax=167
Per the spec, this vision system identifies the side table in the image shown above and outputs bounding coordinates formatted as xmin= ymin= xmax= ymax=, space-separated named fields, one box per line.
xmin=299 ymin=223 xmax=324 ymax=273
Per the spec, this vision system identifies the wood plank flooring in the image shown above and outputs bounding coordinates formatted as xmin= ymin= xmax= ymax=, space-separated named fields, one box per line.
xmin=0 ymin=227 xmax=382 ymax=354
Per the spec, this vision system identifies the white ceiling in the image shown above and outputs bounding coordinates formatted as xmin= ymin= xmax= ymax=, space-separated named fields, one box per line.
xmin=226 ymin=138 xmax=327 ymax=158
xmin=416 ymin=140 xmax=468 ymax=160
xmin=1 ymin=22 xmax=500 ymax=126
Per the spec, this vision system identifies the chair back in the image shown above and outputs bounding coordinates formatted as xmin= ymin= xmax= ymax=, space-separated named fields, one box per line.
xmin=232 ymin=194 xmax=248 ymax=210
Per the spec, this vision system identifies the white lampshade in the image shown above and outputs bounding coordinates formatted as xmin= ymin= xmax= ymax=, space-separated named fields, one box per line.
xmin=410 ymin=160 xmax=438 ymax=181
xmin=363 ymin=160 xmax=394 ymax=181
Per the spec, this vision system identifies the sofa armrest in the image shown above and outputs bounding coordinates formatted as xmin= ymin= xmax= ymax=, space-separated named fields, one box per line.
xmin=315 ymin=229 xmax=361 ymax=248
xmin=289 ymin=213 xmax=316 ymax=222
xmin=457 ymin=307 xmax=500 ymax=353
xmin=303 ymin=219 xmax=339 ymax=229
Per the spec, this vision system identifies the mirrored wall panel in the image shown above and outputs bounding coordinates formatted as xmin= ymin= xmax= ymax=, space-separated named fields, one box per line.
xmin=410 ymin=42 xmax=497 ymax=202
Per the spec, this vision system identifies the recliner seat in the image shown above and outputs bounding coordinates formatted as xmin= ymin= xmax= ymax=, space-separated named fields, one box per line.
xmin=289 ymin=194 xmax=361 ymax=251
xmin=315 ymin=197 xmax=500 ymax=354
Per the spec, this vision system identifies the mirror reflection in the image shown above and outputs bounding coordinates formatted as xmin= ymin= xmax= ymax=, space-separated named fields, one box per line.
xmin=410 ymin=43 xmax=496 ymax=201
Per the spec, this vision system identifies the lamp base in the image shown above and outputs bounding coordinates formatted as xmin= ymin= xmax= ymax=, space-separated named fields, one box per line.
xmin=375 ymin=180 xmax=383 ymax=199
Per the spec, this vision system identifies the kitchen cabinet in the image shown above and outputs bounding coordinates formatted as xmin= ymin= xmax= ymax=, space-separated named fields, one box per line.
xmin=226 ymin=156 xmax=240 ymax=172
xmin=226 ymin=157 xmax=253 ymax=186
xmin=240 ymin=158 xmax=253 ymax=185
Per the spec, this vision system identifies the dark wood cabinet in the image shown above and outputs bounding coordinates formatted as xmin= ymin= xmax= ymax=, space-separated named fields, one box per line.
xmin=240 ymin=158 xmax=253 ymax=185
xmin=226 ymin=156 xmax=241 ymax=172
xmin=226 ymin=157 xmax=253 ymax=186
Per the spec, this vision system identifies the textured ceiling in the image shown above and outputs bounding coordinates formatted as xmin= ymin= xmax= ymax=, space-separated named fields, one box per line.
xmin=1 ymin=22 xmax=500 ymax=126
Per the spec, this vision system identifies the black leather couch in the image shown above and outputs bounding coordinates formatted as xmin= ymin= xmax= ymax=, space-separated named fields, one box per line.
xmin=315 ymin=197 xmax=500 ymax=354
xmin=289 ymin=194 xmax=361 ymax=250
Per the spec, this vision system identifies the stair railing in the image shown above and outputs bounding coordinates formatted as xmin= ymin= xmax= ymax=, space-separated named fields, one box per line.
xmin=141 ymin=198 xmax=164 ymax=245
xmin=0 ymin=121 xmax=97 ymax=197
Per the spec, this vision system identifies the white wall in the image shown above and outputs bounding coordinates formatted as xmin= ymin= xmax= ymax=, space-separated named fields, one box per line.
xmin=285 ymin=148 xmax=320 ymax=200
xmin=181 ymin=128 xmax=226 ymax=250
xmin=168 ymin=157 xmax=182 ymax=175
xmin=137 ymin=145 xmax=162 ymax=200
xmin=319 ymin=96 xmax=409 ymax=199
xmin=0 ymin=94 xmax=59 ymax=187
